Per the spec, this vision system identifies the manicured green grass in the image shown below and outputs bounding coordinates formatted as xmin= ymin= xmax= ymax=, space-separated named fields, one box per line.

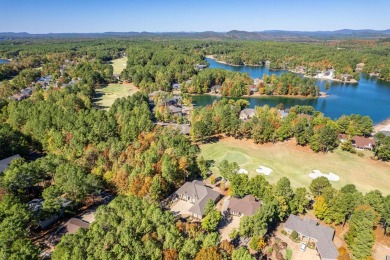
xmin=93 ymin=83 xmax=138 ymax=109
xmin=111 ymin=57 xmax=128 ymax=75
xmin=200 ymin=137 xmax=390 ymax=195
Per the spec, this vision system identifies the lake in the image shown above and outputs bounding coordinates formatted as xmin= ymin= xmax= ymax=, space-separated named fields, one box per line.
xmin=192 ymin=58 xmax=390 ymax=124
xmin=0 ymin=59 xmax=10 ymax=64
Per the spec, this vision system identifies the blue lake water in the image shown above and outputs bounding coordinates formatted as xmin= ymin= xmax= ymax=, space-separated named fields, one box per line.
xmin=192 ymin=58 xmax=390 ymax=124
xmin=0 ymin=59 xmax=10 ymax=64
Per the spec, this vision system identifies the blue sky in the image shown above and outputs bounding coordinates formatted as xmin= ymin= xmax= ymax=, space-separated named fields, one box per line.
xmin=1 ymin=0 xmax=389 ymax=33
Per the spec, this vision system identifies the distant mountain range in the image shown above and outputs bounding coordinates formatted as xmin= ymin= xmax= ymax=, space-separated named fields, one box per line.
xmin=1 ymin=29 xmax=389 ymax=41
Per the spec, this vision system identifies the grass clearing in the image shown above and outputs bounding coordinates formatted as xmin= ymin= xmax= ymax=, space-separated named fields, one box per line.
xmin=111 ymin=57 xmax=128 ymax=75
xmin=93 ymin=83 xmax=139 ymax=109
xmin=200 ymin=137 xmax=390 ymax=194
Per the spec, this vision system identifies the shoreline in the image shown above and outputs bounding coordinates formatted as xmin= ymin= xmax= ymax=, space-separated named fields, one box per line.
xmin=373 ymin=118 xmax=390 ymax=133
xmin=190 ymin=92 xmax=324 ymax=99
xmin=206 ymin=55 xmax=358 ymax=83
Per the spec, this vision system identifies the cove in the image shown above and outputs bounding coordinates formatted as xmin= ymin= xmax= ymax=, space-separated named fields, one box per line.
xmin=192 ymin=58 xmax=390 ymax=124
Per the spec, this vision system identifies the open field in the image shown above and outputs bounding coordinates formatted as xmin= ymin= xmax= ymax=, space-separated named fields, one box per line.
xmin=111 ymin=57 xmax=128 ymax=74
xmin=200 ymin=137 xmax=390 ymax=195
xmin=93 ymin=83 xmax=139 ymax=109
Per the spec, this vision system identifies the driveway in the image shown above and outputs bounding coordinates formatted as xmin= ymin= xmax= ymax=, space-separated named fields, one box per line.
xmin=170 ymin=199 xmax=193 ymax=217
xmin=219 ymin=216 xmax=241 ymax=241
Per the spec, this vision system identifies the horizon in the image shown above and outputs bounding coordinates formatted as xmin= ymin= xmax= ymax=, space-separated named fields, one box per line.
xmin=1 ymin=0 xmax=389 ymax=33
xmin=1 ymin=28 xmax=390 ymax=34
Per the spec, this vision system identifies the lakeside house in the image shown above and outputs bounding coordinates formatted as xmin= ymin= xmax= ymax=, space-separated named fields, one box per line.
xmin=297 ymin=114 xmax=313 ymax=121
xmin=0 ymin=154 xmax=21 ymax=173
xmin=195 ymin=64 xmax=208 ymax=70
xmin=211 ymin=85 xmax=222 ymax=94
xmin=315 ymin=69 xmax=335 ymax=79
xmin=253 ymin=78 xmax=262 ymax=86
xmin=172 ymin=83 xmax=181 ymax=90
xmin=339 ymin=74 xmax=353 ymax=81
xmin=168 ymin=105 xmax=183 ymax=116
xmin=339 ymin=134 xmax=376 ymax=150
xmin=175 ymin=180 xmax=222 ymax=219
xmin=284 ymin=214 xmax=339 ymax=260
xmin=239 ymin=108 xmax=256 ymax=120
xmin=278 ymin=109 xmax=289 ymax=118
xmin=222 ymin=195 xmax=262 ymax=217
xmin=66 ymin=218 xmax=90 ymax=234
xmin=249 ymin=85 xmax=258 ymax=93
xmin=155 ymin=123 xmax=191 ymax=135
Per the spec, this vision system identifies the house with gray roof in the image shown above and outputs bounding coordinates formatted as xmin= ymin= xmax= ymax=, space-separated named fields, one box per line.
xmin=175 ymin=180 xmax=222 ymax=219
xmin=0 ymin=154 xmax=21 ymax=173
xmin=224 ymin=195 xmax=262 ymax=217
xmin=284 ymin=214 xmax=339 ymax=260
xmin=239 ymin=108 xmax=256 ymax=120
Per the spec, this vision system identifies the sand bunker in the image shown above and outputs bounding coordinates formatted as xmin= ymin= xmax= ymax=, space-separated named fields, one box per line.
xmin=309 ymin=170 xmax=340 ymax=181
xmin=256 ymin=166 xmax=273 ymax=175
xmin=237 ymin=168 xmax=248 ymax=174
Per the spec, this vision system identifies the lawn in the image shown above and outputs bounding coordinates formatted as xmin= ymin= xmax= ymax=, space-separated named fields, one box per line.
xmin=200 ymin=137 xmax=390 ymax=195
xmin=111 ymin=57 xmax=128 ymax=75
xmin=93 ymin=83 xmax=139 ymax=109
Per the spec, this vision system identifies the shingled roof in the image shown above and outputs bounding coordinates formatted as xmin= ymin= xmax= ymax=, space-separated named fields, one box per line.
xmin=227 ymin=195 xmax=262 ymax=216
xmin=284 ymin=215 xmax=339 ymax=260
xmin=175 ymin=180 xmax=221 ymax=217
xmin=66 ymin=218 xmax=90 ymax=234
xmin=0 ymin=154 xmax=21 ymax=173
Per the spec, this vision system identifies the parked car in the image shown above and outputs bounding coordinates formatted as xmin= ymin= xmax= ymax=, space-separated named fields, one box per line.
xmin=300 ymin=242 xmax=307 ymax=252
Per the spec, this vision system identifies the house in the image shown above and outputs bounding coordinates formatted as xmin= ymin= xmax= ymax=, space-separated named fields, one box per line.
xmin=0 ymin=154 xmax=21 ymax=173
xmin=175 ymin=180 xmax=222 ymax=219
xmin=253 ymin=78 xmax=262 ymax=86
xmin=113 ymin=73 xmax=120 ymax=80
xmin=355 ymin=63 xmax=365 ymax=71
xmin=249 ymin=85 xmax=258 ymax=93
xmin=66 ymin=218 xmax=90 ymax=234
xmin=195 ymin=64 xmax=208 ymax=70
xmin=224 ymin=195 xmax=262 ymax=217
xmin=239 ymin=108 xmax=256 ymax=120
xmin=297 ymin=114 xmax=312 ymax=121
xmin=168 ymin=105 xmax=183 ymax=116
xmin=28 ymin=198 xmax=72 ymax=229
xmin=9 ymin=93 xmax=29 ymax=101
xmin=284 ymin=214 xmax=339 ymax=260
xmin=172 ymin=83 xmax=181 ymax=90
xmin=265 ymin=60 xmax=271 ymax=66
xmin=278 ymin=109 xmax=289 ymax=118
xmin=339 ymin=74 xmax=352 ymax=81
xmin=339 ymin=134 xmax=376 ymax=150
xmin=21 ymin=87 xmax=32 ymax=96
xmin=211 ymin=85 xmax=222 ymax=94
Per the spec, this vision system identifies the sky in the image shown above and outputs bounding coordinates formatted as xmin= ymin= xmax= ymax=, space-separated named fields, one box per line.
xmin=0 ymin=0 xmax=389 ymax=33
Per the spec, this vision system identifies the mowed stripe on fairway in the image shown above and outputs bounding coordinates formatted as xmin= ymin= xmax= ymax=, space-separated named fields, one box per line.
xmin=200 ymin=137 xmax=390 ymax=195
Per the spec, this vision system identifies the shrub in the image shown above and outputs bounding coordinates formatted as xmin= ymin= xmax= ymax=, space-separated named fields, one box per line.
xmin=210 ymin=175 xmax=216 ymax=184
xmin=357 ymin=151 xmax=364 ymax=157
xmin=307 ymin=242 xmax=316 ymax=249
xmin=290 ymin=230 xmax=298 ymax=241
xmin=286 ymin=248 xmax=292 ymax=260
xmin=281 ymin=230 xmax=287 ymax=235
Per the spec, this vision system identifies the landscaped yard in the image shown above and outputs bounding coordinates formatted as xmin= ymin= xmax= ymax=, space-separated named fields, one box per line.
xmin=93 ymin=83 xmax=139 ymax=109
xmin=200 ymin=137 xmax=390 ymax=194
xmin=110 ymin=57 xmax=128 ymax=75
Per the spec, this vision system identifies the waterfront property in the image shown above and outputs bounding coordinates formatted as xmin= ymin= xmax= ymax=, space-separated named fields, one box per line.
xmin=239 ymin=108 xmax=256 ymax=120
xmin=339 ymin=134 xmax=376 ymax=150
xmin=174 ymin=180 xmax=222 ymax=219
xmin=203 ymin=57 xmax=390 ymax=124
xmin=284 ymin=214 xmax=339 ymax=260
